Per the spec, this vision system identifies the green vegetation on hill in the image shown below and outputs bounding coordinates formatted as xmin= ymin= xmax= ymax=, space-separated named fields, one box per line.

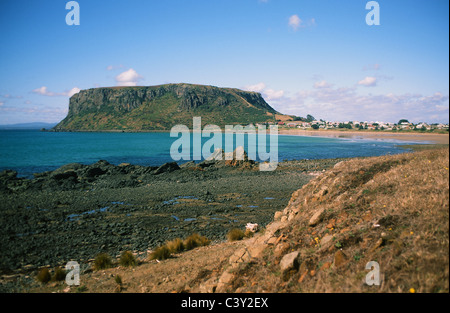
xmin=54 ymin=84 xmax=281 ymax=131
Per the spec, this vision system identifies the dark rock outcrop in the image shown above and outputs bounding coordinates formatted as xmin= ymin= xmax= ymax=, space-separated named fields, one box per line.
xmin=153 ymin=162 xmax=180 ymax=175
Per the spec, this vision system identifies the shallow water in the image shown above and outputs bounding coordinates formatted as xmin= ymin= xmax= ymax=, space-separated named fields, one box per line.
xmin=0 ymin=129 xmax=418 ymax=177
xmin=66 ymin=206 xmax=109 ymax=221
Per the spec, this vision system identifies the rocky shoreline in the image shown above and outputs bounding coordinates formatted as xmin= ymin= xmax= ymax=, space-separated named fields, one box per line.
xmin=0 ymin=156 xmax=346 ymax=291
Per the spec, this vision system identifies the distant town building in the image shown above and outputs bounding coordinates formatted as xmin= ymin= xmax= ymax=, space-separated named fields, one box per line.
xmin=272 ymin=118 xmax=448 ymax=131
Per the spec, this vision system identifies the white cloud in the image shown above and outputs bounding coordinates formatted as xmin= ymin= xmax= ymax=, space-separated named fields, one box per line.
xmin=288 ymin=15 xmax=302 ymax=31
xmin=272 ymin=84 xmax=449 ymax=124
xmin=106 ymin=64 xmax=124 ymax=71
xmin=245 ymin=82 xmax=266 ymax=93
xmin=264 ymin=88 xmax=285 ymax=100
xmin=115 ymin=68 xmax=144 ymax=86
xmin=358 ymin=76 xmax=377 ymax=87
xmin=0 ymin=94 xmax=22 ymax=99
xmin=67 ymin=87 xmax=81 ymax=97
xmin=32 ymin=86 xmax=54 ymax=96
xmin=314 ymin=80 xmax=332 ymax=89
xmin=0 ymin=104 xmax=69 ymax=123
xmin=288 ymin=15 xmax=315 ymax=31
xmin=244 ymin=82 xmax=284 ymax=101
xmin=435 ymin=104 xmax=448 ymax=112
xmin=0 ymin=101 xmax=4 ymax=106
xmin=32 ymin=86 xmax=81 ymax=97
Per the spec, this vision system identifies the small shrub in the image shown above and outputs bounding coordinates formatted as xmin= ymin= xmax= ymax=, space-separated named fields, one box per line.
xmin=114 ymin=275 xmax=123 ymax=293
xmin=184 ymin=233 xmax=210 ymax=250
xmin=183 ymin=236 xmax=197 ymax=250
xmin=166 ymin=238 xmax=185 ymax=253
xmin=37 ymin=268 xmax=51 ymax=284
xmin=197 ymin=234 xmax=211 ymax=246
xmin=353 ymin=253 xmax=363 ymax=262
xmin=227 ymin=228 xmax=245 ymax=242
xmin=119 ymin=251 xmax=137 ymax=267
xmin=244 ymin=229 xmax=255 ymax=238
xmin=52 ymin=267 xmax=66 ymax=282
xmin=94 ymin=253 xmax=113 ymax=270
xmin=149 ymin=245 xmax=171 ymax=260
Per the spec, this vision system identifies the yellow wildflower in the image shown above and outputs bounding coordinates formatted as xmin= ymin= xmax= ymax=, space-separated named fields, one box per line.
xmin=409 ymin=288 xmax=416 ymax=293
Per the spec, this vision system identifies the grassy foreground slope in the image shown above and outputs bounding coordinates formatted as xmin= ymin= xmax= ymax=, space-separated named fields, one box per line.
xmin=215 ymin=148 xmax=449 ymax=293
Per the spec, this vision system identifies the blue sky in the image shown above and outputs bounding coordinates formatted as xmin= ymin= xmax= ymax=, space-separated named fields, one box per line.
xmin=0 ymin=0 xmax=448 ymax=124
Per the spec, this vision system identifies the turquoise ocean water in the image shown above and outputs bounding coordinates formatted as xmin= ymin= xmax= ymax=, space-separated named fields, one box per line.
xmin=0 ymin=130 xmax=419 ymax=177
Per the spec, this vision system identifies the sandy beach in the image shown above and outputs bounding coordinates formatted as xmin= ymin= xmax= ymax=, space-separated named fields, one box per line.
xmin=278 ymin=129 xmax=449 ymax=145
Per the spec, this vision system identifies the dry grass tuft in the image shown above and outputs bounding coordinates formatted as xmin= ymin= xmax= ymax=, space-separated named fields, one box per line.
xmin=166 ymin=238 xmax=185 ymax=254
xmin=36 ymin=268 xmax=51 ymax=284
xmin=114 ymin=274 xmax=123 ymax=286
xmin=94 ymin=253 xmax=113 ymax=270
xmin=184 ymin=233 xmax=210 ymax=251
xmin=119 ymin=251 xmax=137 ymax=267
xmin=244 ymin=229 xmax=255 ymax=238
xmin=149 ymin=245 xmax=171 ymax=261
xmin=148 ymin=233 xmax=211 ymax=261
xmin=227 ymin=228 xmax=245 ymax=242
xmin=52 ymin=267 xmax=66 ymax=282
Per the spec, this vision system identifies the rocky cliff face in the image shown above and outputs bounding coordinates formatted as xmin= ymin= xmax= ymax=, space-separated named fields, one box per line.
xmin=55 ymin=84 xmax=279 ymax=131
